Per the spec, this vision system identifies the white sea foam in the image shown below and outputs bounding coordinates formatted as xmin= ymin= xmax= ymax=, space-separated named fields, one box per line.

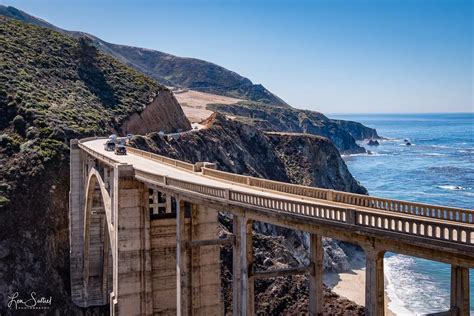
xmin=438 ymin=185 xmax=467 ymax=191
xmin=385 ymin=255 xmax=450 ymax=315
xmin=424 ymin=153 xmax=447 ymax=157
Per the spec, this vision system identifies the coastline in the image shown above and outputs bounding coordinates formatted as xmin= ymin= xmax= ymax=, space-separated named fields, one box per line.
xmin=324 ymin=267 xmax=396 ymax=316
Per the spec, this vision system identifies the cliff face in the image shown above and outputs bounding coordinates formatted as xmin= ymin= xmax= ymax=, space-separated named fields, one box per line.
xmin=121 ymin=90 xmax=191 ymax=134
xmin=332 ymin=119 xmax=380 ymax=141
xmin=207 ymin=102 xmax=368 ymax=154
xmin=131 ymin=114 xmax=366 ymax=193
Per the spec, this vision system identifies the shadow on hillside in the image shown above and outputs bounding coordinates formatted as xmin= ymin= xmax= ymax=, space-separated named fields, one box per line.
xmin=78 ymin=63 xmax=118 ymax=108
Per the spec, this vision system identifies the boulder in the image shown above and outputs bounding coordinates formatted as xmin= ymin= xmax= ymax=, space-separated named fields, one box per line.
xmin=367 ymin=139 xmax=380 ymax=146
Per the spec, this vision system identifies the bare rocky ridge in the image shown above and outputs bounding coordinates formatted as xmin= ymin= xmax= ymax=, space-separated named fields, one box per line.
xmin=121 ymin=90 xmax=191 ymax=134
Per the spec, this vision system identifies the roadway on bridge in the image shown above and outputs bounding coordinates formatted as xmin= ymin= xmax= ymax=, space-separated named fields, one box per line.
xmin=82 ymin=138 xmax=472 ymax=230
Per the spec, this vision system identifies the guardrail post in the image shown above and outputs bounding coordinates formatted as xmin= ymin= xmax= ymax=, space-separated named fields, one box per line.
xmin=326 ymin=190 xmax=334 ymax=201
xmin=346 ymin=209 xmax=356 ymax=225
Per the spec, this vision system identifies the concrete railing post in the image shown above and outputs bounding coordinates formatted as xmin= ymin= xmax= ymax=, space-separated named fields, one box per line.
xmin=365 ymin=248 xmax=385 ymax=316
xmin=450 ymin=265 xmax=470 ymax=316
xmin=309 ymin=234 xmax=324 ymax=316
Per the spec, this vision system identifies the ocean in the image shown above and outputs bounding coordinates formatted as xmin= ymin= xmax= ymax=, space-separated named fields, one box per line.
xmin=329 ymin=113 xmax=473 ymax=315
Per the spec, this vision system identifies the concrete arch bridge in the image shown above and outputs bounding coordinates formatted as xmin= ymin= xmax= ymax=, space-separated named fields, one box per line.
xmin=70 ymin=137 xmax=473 ymax=316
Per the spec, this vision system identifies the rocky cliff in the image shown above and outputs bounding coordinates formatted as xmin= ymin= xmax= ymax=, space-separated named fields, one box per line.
xmin=131 ymin=113 xmax=366 ymax=194
xmin=207 ymin=102 xmax=368 ymax=154
xmin=121 ymin=89 xmax=191 ymax=134
xmin=332 ymin=119 xmax=380 ymax=141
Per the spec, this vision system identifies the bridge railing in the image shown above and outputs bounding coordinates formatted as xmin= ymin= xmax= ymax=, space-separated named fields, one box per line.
xmin=77 ymin=141 xmax=474 ymax=246
xmin=125 ymin=146 xmax=195 ymax=171
xmin=133 ymin=168 xmax=474 ymax=246
xmin=201 ymin=167 xmax=473 ymax=224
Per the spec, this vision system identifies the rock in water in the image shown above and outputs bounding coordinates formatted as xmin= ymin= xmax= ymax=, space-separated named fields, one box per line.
xmin=367 ymin=139 xmax=380 ymax=146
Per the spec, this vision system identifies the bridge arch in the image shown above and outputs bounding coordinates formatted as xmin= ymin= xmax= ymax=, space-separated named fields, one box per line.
xmin=83 ymin=167 xmax=114 ymax=306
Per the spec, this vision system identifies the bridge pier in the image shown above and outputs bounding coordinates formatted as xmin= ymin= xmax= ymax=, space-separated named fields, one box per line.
xmin=111 ymin=164 xmax=153 ymax=316
xmin=176 ymin=198 xmax=189 ymax=316
xmin=309 ymin=234 xmax=324 ymax=316
xmin=241 ymin=217 xmax=255 ymax=316
xmin=69 ymin=139 xmax=87 ymax=306
xmin=232 ymin=215 xmax=242 ymax=315
xmin=365 ymin=248 xmax=385 ymax=316
xmin=450 ymin=265 xmax=470 ymax=316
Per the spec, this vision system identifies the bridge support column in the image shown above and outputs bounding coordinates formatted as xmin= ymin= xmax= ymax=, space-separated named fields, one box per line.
xmin=309 ymin=234 xmax=323 ymax=316
xmin=176 ymin=198 xmax=190 ymax=316
xmin=450 ymin=265 xmax=470 ymax=316
xmin=112 ymin=164 xmax=153 ymax=316
xmin=240 ymin=217 xmax=254 ymax=316
xmin=69 ymin=139 xmax=86 ymax=306
xmin=365 ymin=248 xmax=385 ymax=316
xmin=189 ymin=204 xmax=222 ymax=315
xmin=232 ymin=215 xmax=242 ymax=316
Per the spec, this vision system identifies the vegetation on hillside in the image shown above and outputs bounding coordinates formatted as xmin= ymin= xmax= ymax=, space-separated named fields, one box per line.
xmin=0 ymin=16 xmax=164 ymax=208
xmin=0 ymin=5 xmax=288 ymax=106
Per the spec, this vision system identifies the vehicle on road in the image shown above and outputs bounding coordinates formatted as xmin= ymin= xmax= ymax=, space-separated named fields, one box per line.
xmin=115 ymin=144 xmax=127 ymax=155
xmin=104 ymin=139 xmax=115 ymax=151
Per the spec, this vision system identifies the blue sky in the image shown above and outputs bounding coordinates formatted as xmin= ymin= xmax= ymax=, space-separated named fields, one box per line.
xmin=2 ymin=0 xmax=472 ymax=113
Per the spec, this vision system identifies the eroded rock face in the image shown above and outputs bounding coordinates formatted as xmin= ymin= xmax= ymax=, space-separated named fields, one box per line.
xmin=121 ymin=90 xmax=191 ymax=134
xmin=131 ymin=113 xmax=366 ymax=194
xmin=332 ymin=119 xmax=380 ymax=141
xmin=207 ymin=102 xmax=369 ymax=154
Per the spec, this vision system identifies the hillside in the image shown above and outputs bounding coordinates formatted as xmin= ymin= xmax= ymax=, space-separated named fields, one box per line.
xmin=0 ymin=16 xmax=189 ymax=313
xmin=0 ymin=5 xmax=288 ymax=106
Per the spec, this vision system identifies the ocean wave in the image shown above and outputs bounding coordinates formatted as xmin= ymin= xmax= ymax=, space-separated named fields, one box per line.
xmin=424 ymin=153 xmax=447 ymax=157
xmin=438 ymin=185 xmax=468 ymax=191
xmin=385 ymin=255 xmax=450 ymax=315
xmin=341 ymin=152 xmax=388 ymax=158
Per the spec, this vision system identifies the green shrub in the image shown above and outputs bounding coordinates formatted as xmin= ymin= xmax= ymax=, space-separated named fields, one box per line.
xmin=12 ymin=115 xmax=26 ymax=135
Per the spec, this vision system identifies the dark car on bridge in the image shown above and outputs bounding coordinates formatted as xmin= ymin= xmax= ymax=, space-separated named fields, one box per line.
xmin=115 ymin=144 xmax=127 ymax=155
xmin=104 ymin=139 xmax=115 ymax=151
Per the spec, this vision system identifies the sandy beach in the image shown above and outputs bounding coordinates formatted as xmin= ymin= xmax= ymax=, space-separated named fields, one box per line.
xmin=325 ymin=267 xmax=396 ymax=316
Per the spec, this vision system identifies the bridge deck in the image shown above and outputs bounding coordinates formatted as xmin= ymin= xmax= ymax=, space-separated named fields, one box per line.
xmin=81 ymin=138 xmax=474 ymax=265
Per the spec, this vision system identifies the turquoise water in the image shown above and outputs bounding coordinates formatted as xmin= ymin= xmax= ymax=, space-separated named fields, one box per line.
xmin=329 ymin=113 xmax=473 ymax=315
